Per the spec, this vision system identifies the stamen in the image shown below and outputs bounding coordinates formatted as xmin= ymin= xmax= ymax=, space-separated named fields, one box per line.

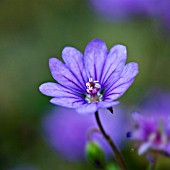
xmin=86 ymin=78 xmax=101 ymax=95
xmin=85 ymin=78 xmax=102 ymax=103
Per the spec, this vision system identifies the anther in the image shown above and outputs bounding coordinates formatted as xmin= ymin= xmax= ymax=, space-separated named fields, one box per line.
xmin=86 ymin=78 xmax=101 ymax=95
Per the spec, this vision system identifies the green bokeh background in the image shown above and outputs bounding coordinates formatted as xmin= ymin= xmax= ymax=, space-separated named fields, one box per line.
xmin=0 ymin=0 xmax=170 ymax=169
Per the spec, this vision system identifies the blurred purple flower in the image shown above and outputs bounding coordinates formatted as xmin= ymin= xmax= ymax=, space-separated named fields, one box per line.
xmin=90 ymin=0 xmax=150 ymax=20
xmin=128 ymin=90 xmax=170 ymax=156
xmin=140 ymin=0 xmax=170 ymax=30
xmin=130 ymin=113 xmax=170 ymax=156
xmin=42 ymin=106 xmax=128 ymax=160
xmin=39 ymin=39 xmax=138 ymax=114
xmin=90 ymin=0 xmax=170 ymax=29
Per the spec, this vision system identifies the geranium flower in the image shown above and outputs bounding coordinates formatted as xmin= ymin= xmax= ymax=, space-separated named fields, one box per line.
xmin=39 ymin=39 xmax=138 ymax=114
xmin=42 ymin=106 xmax=128 ymax=160
xmin=128 ymin=90 xmax=170 ymax=156
xmin=129 ymin=113 xmax=170 ymax=156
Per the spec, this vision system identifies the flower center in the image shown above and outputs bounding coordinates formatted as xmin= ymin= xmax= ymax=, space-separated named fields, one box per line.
xmin=148 ymin=120 xmax=167 ymax=145
xmin=148 ymin=131 xmax=167 ymax=146
xmin=85 ymin=78 xmax=102 ymax=103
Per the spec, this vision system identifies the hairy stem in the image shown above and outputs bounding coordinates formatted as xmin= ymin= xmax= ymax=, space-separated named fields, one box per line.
xmin=95 ymin=111 xmax=127 ymax=170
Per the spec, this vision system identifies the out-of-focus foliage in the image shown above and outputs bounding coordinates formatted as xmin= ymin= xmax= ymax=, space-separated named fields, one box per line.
xmin=0 ymin=0 xmax=170 ymax=170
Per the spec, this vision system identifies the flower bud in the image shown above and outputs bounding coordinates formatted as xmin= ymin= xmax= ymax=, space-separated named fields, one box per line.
xmin=85 ymin=141 xmax=105 ymax=168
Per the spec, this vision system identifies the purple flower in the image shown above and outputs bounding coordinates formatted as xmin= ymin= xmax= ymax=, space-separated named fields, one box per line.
xmin=42 ymin=106 xmax=128 ymax=160
xmin=144 ymin=0 xmax=170 ymax=29
xmin=128 ymin=90 xmax=170 ymax=156
xmin=39 ymin=39 xmax=138 ymax=114
xmin=90 ymin=0 xmax=150 ymax=20
xmin=130 ymin=113 xmax=170 ymax=156
xmin=90 ymin=0 xmax=170 ymax=29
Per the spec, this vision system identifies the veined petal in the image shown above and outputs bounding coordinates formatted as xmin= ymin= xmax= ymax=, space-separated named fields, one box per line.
xmin=50 ymin=97 xmax=85 ymax=109
xmin=39 ymin=82 xmax=81 ymax=98
xmin=104 ymin=62 xmax=138 ymax=100
xmin=84 ymin=39 xmax=108 ymax=81
xmin=76 ymin=102 xmax=98 ymax=114
xmin=49 ymin=58 xmax=85 ymax=93
xmin=104 ymin=79 xmax=134 ymax=101
xmin=113 ymin=62 xmax=138 ymax=87
xmin=101 ymin=45 xmax=127 ymax=87
xmin=62 ymin=47 xmax=88 ymax=90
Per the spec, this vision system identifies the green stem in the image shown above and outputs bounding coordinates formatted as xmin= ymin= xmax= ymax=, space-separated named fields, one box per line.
xmin=149 ymin=157 xmax=157 ymax=170
xmin=95 ymin=111 xmax=127 ymax=170
xmin=150 ymin=163 xmax=156 ymax=170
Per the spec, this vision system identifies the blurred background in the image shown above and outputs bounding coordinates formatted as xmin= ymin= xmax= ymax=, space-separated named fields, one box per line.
xmin=0 ymin=0 xmax=170 ymax=169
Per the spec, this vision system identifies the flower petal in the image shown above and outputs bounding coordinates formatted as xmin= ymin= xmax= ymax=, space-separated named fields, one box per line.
xmin=49 ymin=58 xmax=85 ymax=93
xmin=104 ymin=79 xmax=134 ymax=101
xmin=138 ymin=142 xmax=151 ymax=155
xmin=104 ymin=62 xmax=138 ymax=100
xmin=76 ymin=102 xmax=98 ymax=114
xmin=98 ymin=101 xmax=120 ymax=109
xmin=166 ymin=143 xmax=170 ymax=155
xmin=132 ymin=112 xmax=144 ymax=123
xmin=40 ymin=82 xmax=86 ymax=110
xmin=39 ymin=82 xmax=81 ymax=98
xmin=50 ymin=97 xmax=85 ymax=109
xmin=100 ymin=45 xmax=127 ymax=87
xmin=84 ymin=39 xmax=108 ymax=81
xmin=75 ymin=100 xmax=119 ymax=115
xmin=62 ymin=47 xmax=88 ymax=90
